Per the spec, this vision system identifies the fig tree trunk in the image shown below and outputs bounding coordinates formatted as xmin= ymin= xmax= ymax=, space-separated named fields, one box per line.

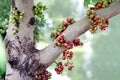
xmin=5 ymin=0 xmax=42 ymax=80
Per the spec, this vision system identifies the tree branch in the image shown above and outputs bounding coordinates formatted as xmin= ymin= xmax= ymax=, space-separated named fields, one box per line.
xmin=37 ymin=0 xmax=120 ymax=66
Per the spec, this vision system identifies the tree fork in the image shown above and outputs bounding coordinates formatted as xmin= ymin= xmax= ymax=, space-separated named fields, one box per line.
xmin=5 ymin=0 xmax=43 ymax=80
xmin=5 ymin=0 xmax=120 ymax=80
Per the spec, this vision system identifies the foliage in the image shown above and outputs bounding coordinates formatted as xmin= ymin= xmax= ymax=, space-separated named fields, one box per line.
xmin=0 ymin=0 xmax=11 ymax=20
xmin=0 ymin=0 xmax=11 ymax=39
xmin=0 ymin=19 xmax=8 ymax=39
xmin=34 ymin=17 xmax=45 ymax=42
xmin=34 ymin=2 xmax=47 ymax=24
xmin=0 ymin=36 xmax=6 ymax=79
xmin=84 ymin=0 xmax=98 ymax=7
xmin=33 ymin=2 xmax=47 ymax=42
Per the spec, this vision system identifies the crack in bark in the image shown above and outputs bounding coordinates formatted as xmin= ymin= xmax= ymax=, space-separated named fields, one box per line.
xmin=6 ymin=41 xmax=20 ymax=68
xmin=8 ymin=57 xmax=19 ymax=68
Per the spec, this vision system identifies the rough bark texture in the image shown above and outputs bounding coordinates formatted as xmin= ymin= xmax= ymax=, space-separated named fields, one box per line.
xmin=5 ymin=0 xmax=120 ymax=80
xmin=5 ymin=0 xmax=39 ymax=80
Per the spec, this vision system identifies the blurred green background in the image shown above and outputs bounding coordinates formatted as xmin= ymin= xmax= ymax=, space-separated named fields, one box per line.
xmin=0 ymin=0 xmax=120 ymax=80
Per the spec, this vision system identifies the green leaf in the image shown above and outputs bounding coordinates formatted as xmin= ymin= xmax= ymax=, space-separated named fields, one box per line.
xmin=92 ymin=0 xmax=98 ymax=4
xmin=84 ymin=0 xmax=99 ymax=8
xmin=0 ymin=35 xmax=6 ymax=78
xmin=84 ymin=0 xmax=90 ymax=7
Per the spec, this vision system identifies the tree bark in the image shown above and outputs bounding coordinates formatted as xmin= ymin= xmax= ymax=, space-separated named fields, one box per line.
xmin=5 ymin=0 xmax=120 ymax=80
xmin=5 ymin=0 xmax=37 ymax=80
